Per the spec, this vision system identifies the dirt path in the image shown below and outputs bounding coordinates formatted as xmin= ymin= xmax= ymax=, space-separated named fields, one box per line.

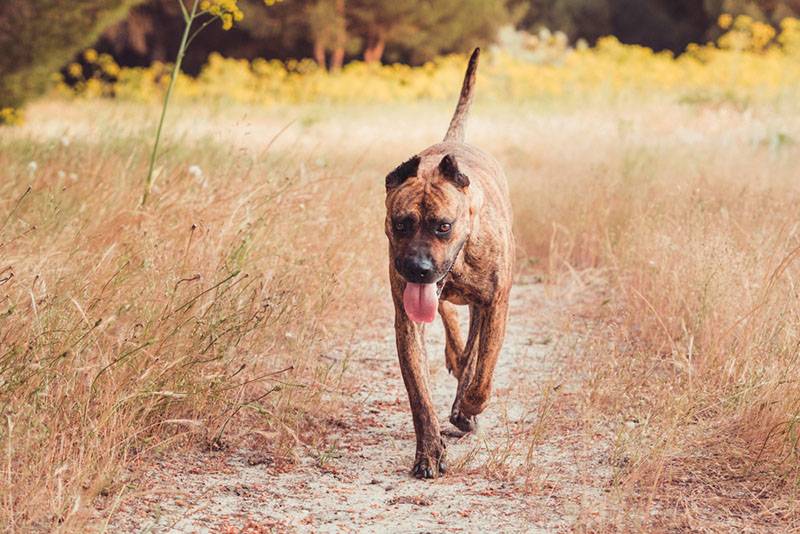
xmin=105 ymin=282 xmax=612 ymax=532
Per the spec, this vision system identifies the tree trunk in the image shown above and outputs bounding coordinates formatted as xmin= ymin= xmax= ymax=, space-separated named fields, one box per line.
xmin=331 ymin=0 xmax=346 ymax=71
xmin=363 ymin=33 xmax=385 ymax=63
xmin=331 ymin=46 xmax=345 ymax=70
xmin=313 ymin=40 xmax=327 ymax=70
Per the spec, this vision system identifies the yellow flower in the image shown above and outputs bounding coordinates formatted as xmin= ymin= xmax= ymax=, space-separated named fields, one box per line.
xmin=198 ymin=0 xmax=280 ymax=29
xmin=83 ymin=48 xmax=98 ymax=63
xmin=751 ymin=21 xmax=776 ymax=50
xmin=0 ymin=107 xmax=24 ymax=126
xmin=67 ymin=62 xmax=83 ymax=78
xmin=103 ymin=62 xmax=121 ymax=77
xmin=49 ymin=18 xmax=800 ymax=108
xmin=200 ymin=0 xmax=243 ymax=30
xmin=781 ymin=18 xmax=800 ymax=31
xmin=221 ymin=13 xmax=233 ymax=30
xmin=734 ymin=14 xmax=754 ymax=28
xmin=719 ymin=14 xmax=733 ymax=29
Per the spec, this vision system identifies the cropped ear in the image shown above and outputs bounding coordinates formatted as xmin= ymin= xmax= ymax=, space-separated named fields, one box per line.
xmin=386 ymin=155 xmax=421 ymax=190
xmin=438 ymin=154 xmax=470 ymax=188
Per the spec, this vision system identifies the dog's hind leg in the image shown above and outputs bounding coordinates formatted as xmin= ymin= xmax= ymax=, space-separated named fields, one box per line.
xmin=438 ymin=301 xmax=465 ymax=379
xmin=449 ymin=304 xmax=482 ymax=433
xmin=459 ymin=290 xmax=511 ymax=419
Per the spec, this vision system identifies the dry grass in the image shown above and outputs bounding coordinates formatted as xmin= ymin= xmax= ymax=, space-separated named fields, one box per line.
xmin=0 ymin=100 xmax=388 ymax=530
xmin=505 ymin=102 xmax=800 ymax=529
xmin=2 ymin=96 xmax=800 ymax=530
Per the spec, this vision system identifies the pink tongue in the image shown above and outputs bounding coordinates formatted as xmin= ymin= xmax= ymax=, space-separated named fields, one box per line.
xmin=403 ymin=282 xmax=438 ymax=323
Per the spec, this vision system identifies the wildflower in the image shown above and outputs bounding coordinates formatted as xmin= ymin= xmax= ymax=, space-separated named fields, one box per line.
xmin=83 ymin=48 xmax=98 ymax=63
xmin=60 ymin=136 xmax=71 ymax=147
xmin=782 ymin=18 xmax=800 ymax=32
xmin=718 ymin=14 xmax=733 ymax=30
xmin=200 ymin=0 xmax=244 ymax=30
xmin=102 ymin=62 xmax=120 ymax=77
xmin=188 ymin=164 xmax=203 ymax=179
xmin=0 ymin=107 xmax=24 ymax=126
xmin=27 ymin=161 xmax=38 ymax=174
xmin=67 ymin=62 xmax=83 ymax=78
xmin=57 ymin=170 xmax=66 ymax=179
xmin=751 ymin=21 xmax=776 ymax=50
xmin=189 ymin=165 xmax=208 ymax=188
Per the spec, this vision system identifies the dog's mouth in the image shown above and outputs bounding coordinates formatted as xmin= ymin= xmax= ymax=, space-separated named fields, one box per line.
xmin=400 ymin=243 xmax=464 ymax=324
xmin=403 ymin=281 xmax=439 ymax=324
xmin=402 ymin=276 xmax=449 ymax=324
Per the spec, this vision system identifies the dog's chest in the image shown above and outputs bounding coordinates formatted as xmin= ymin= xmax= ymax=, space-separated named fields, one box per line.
xmin=439 ymin=271 xmax=491 ymax=306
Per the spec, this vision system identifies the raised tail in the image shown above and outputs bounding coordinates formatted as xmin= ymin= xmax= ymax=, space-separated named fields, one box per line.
xmin=443 ymin=47 xmax=480 ymax=143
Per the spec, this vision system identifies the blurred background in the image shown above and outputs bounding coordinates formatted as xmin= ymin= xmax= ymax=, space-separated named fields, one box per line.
xmin=3 ymin=0 xmax=800 ymax=116
xmin=80 ymin=0 xmax=800 ymax=66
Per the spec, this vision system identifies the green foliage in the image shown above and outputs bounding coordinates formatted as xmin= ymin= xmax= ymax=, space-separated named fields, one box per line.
xmin=389 ymin=0 xmax=517 ymax=63
xmin=0 ymin=1 xmax=141 ymax=111
xmin=233 ymin=0 xmax=514 ymax=65
xmin=5 ymin=0 xmax=800 ymax=113
xmin=347 ymin=0 xmax=515 ymax=63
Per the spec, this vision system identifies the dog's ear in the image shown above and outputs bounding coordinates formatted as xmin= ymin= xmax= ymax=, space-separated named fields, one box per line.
xmin=386 ymin=155 xmax=421 ymax=190
xmin=438 ymin=154 xmax=470 ymax=188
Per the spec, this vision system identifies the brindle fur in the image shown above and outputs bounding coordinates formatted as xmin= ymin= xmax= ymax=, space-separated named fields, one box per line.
xmin=384 ymin=48 xmax=514 ymax=479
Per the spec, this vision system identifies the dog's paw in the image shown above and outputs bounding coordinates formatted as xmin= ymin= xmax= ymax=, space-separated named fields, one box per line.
xmin=413 ymin=456 xmax=447 ymax=479
xmin=412 ymin=441 xmax=446 ymax=479
xmin=449 ymin=411 xmax=479 ymax=433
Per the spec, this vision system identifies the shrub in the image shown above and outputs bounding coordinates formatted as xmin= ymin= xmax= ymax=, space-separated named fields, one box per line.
xmin=0 ymin=0 xmax=140 ymax=122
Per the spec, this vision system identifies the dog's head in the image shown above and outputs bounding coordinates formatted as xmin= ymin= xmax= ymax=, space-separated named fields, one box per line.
xmin=384 ymin=153 xmax=472 ymax=322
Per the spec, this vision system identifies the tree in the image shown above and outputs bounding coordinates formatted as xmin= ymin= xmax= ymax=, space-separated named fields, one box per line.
xmin=611 ymin=0 xmax=710 ymax=51
xmin=517 ymin=0 xmax=612 ymax=43
xmin=348 ymin=0 xmax=514 ymax=64
xmin=408 ymin=0 xmax=518 ymax=63
xmin=306 ymin=0 xmax=347 ymax=70
xmin=89 ymin=1 xmax=516 ymax=69
xmin=0 ymin=0 xmax=141 ymax=113
xmin=348 ymin=0 xmax=420 ymax=63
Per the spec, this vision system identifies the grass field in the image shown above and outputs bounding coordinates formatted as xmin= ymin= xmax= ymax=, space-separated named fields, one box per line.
xmin=2 ymin=95 xmax=800 ymax=530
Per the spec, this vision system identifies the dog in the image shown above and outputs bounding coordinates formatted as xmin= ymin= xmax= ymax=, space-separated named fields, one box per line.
xmin=384 ymin=48 xmax=514 ymax=479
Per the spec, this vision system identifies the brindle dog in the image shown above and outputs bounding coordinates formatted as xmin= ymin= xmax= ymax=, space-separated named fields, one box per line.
xmin=384 ymin=48 xmax=514 ymax=479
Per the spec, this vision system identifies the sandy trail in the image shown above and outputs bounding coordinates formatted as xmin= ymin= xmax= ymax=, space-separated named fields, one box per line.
xmin=105 ymin=282 xmax=611 ymax=532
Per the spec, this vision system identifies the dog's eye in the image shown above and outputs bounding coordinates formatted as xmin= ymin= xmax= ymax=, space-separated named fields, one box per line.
xmin=437 ymin=223 xmax=452 ymax=234
xmin=394 ymin=221 xmax=408 ymax=232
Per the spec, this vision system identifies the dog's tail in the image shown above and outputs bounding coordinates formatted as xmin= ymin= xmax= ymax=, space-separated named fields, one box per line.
xmin=443 ymin=47 xmax=480 ymax=143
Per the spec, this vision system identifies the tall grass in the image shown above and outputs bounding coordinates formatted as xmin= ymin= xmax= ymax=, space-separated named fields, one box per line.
xmin=2 ymin=96 xmax=799 ymax=529
xmin=0 ymin=101 xmax=385 ymax=529
xmin=507 ymin=102 xmax=800 ymax=528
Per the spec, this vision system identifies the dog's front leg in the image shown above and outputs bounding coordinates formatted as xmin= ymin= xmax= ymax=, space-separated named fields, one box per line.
xmin=392 ymin=299 xmax=446 ymax=479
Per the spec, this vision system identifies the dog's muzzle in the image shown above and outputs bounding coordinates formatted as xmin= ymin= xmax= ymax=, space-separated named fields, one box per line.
xmin=396 ymin=255 xmax=440 ymax=285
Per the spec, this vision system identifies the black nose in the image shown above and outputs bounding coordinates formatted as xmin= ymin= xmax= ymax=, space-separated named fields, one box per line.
xmin=401 ymin=255 xmax=437 ymax=283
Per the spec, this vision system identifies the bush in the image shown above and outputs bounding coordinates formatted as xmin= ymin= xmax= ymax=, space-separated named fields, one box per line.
xmin=0 ymin=0 xmax=140 ymax=121
xmin=54 ymin=15 xmax=800 ymax=109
